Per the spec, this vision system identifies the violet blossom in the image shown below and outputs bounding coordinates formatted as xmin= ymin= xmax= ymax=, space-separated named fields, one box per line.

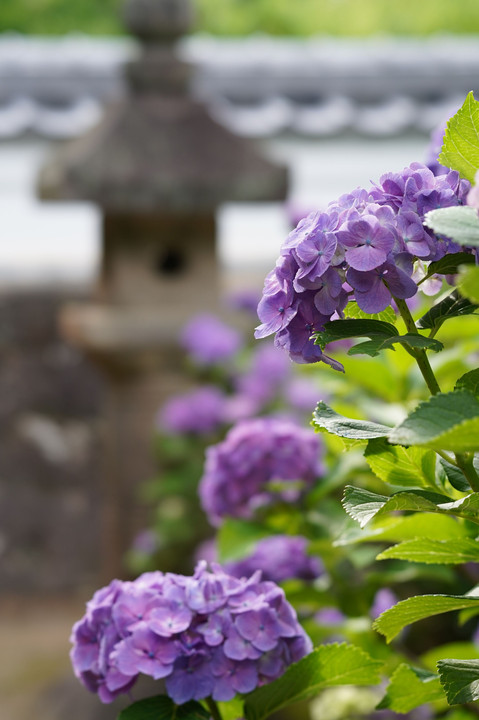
xmin=70 ymin=563 xmax=312 ymax=705
xmin=224 ymin=535 xmax=323 ymax=584
xmin=370 ymin=588 xmax=398 ymax=620
xmin=255 ymin=162 xmax=472 ymax=366
xmin=199 ymin=417 xmax=323 ymax=526
xmin=158 ymin=386 xmax=227 ymax=436
xmin=181 ymin=314 xmax=242 ymax=365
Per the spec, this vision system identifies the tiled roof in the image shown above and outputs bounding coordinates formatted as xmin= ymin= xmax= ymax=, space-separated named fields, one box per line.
xmin=0 ymin=34 xmax=478 ymax=139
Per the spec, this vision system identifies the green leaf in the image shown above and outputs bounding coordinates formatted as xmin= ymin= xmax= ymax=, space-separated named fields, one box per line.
xmin=439 ymin=459 xmax=471 ymax=493
xmin=455 ymin=369 xmax=479 ymax=398
xmin=312 ymin=402 xmax=391 ymax=440
xmin=373 ymin=593 xmax=479 ymax=643
xmin=439 ymin=91 xmax=479 ymax=182
xmin=346 ymin=337 xmax=398 ymax=357
xmin=217 ymin=519 xmax=272 ymax=563
xmin=118 ymin=696 xmax=210 ymax=720
xmin=365 ymin=437 xmax=437 ymax=488
xmin=388 ymin=389 xmax=479 ymax=452
xmin=418 ymin=291 xmax=478 ymax=333
xmin=458 ymin=265 xmax=479 ymax=303
xmin=439 ymin=493 xmax=479 ymax=523
xmin=342 ymin=486 xmax=449 ymax=528
xmin=378 ymin=664 xmax=444 ymax=712
xmin=377 ymin=537 xmax=479 ymax=564
xmin=335 ymin=512 xmax=470 ymax=546
xmin=342 ymin=486 xmax=479 ymax=528
xmin=427 ymin=252 xmax=478 ymax=277
xmin=437 ymin=659 xmax=479 ymax=704
xmin=314 ymin=319 xmax=398 ymax=350
xmin=243 ymin=643 xmax=383 ymax=720
xmin=393 ymin=334 xmax=444 ymax=353
xmin=343 ymin=302 xmax=397 ymax=324
xmin=347 ymin=333 xmax=443 ymax=357
xmin=424 ymin=207 xmax=479 ymax=247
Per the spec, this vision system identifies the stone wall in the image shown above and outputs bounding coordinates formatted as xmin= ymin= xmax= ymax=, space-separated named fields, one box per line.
xmin=0 ymin=290 xmax=105 ymax=592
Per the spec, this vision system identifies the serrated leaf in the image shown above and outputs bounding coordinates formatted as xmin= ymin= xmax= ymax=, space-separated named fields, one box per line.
xmin=373 ymin=594 xmax=479 ymax=643
xmin=389 ymin=390 xmax=479 ymax=453
xmin=312 ymin=402 xmax=391 ymax=440
xmin=439 ymin=459 xmax=472 ymax=493
xmin=346 ymin=337 xmax=394 ymax=356
xmin=378 ymin=664 xmax=444 ymax=712
xmin=455 ymin=369 xmax=479 ymax=398
xmin=335 ymin=512 xmax=469 ymax=546
xmin=342 ymin=486 xmax=449 ymax=528
xmin=347 ymin=333 xmax=443 ymax=357
xmin=437 ymin=659 xmax=479 ymax=704
xmin=458 ymin=265 xmax=479 ymax=303
xmin=377 ymin=537 xmax=479 ymax=564
xmin=394 ymin=334 xmax=444 ymax=353
xmin=118 ymin=696 xmax=210 ymax=720
xmin=342 ymin=486 xmax=479 ymax=528
xmin=417 ymin=291 xmax=478 ymax=333
xmin=427 ymin=252 xmax=477 ymax=277
xmin=342 ymin=487 xmax=392 ymax=527
xmin=424 ymin=207 xmax=479 ymax=247
xmin=243 ymin=644 xmax=383 ymax=720
xmin=343 ymin=302 xmax=397 ymax=323
xmin=217 ymin=519 xmax=271 ymax=563
xmin=439 ymin=91 xmax=479 ymax=183
xmin=314 ymin=319 xmax=398 ymax=351
xmin=365 ymin=437 xmax=437 ymax=488
xmin=439 ymin=493 xmax=479 ymax=522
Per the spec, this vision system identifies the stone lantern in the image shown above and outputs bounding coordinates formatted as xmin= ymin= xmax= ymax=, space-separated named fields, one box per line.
xmin=37 ymin=0 xmax=288 ymax=580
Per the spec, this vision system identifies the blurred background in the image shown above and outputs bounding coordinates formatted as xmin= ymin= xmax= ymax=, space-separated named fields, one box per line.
xmin=1 ymin=1 xmax=479 ymax=718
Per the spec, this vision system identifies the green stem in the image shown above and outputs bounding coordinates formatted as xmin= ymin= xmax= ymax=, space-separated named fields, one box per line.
xmin=205 ymin=697 xmax=223 ymax=720
xmin=456 ymin=454 xmax=479 ymax=493
xmin=394 ymin=298 xmax=441 ymax=395
xmin=394 ymin=297 xmax=479 ymax=492
xmin=435 ymin=450 xmax=457 ymax=466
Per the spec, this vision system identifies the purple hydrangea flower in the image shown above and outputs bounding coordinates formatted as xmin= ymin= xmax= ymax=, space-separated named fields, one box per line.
xmin=315 ymin=607 xmax=345 ymax=626
xmin=255 ymin=162 xmax=471 ymax=365
xmin=224 ymin=535 xmax=323 ymax=584
xmin=370 ymin=588 xmax=398 ymax=620
xmin=158 ymin=386 xmax=227 ymax=436
xmin=337 ymin=210 xmax=396 ymax=272
xmin=255 ymin=286 xmax=298 ymax=340
xmin=233 ymin=344 xmax=291 ymax=407
xmin=199 ymin=417 xmax=323 ymax=526
xmin=226 ymin=289 xmax=261 ymax=315
xmin=70 ymin=563 xmax=312 ymax=705
xmin=181 ymin=314 xmax=243 ymax=365
xmin=131 ymin=529 xmax=158 ymax=555
xmin=347 ymin=257 xmax=417 ymax=314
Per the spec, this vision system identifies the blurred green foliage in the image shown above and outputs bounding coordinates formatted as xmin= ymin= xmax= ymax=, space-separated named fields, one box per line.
xmin=3 ymin=0 xmax=479 ymax=36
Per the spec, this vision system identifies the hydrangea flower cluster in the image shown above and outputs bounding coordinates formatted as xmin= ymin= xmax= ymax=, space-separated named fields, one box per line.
xmin=225 ymin=535 xmax=323 ymax=584
xmin=255 ymin=162 xmax=470 ymax=366
xmin=199 ymin=417 xmax=323 ymax=526
xmin=158 ymin=386 xmax=227 ymax=436
xmin=181 ymin=314 xmax=242 ymax=366
xmin=159 ymin=332 xmax=319 ymax=436
xmin=196 ymin=535 xmax=323 ymax=584
xmin=70 ymin=562 xmax=312 ymax=705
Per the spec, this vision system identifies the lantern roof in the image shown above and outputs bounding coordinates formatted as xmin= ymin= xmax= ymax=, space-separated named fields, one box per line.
xmin=37 ymin=0 xmax=288 ymax=210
